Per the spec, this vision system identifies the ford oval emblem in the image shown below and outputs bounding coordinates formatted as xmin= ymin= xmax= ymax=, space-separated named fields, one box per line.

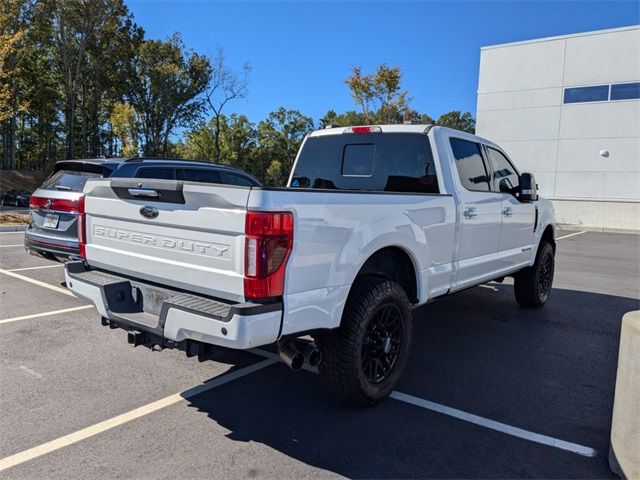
xmin=140 ymin=206 xmax=159 ymax=219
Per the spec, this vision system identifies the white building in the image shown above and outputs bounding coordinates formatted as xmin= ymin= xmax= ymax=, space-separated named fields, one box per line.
xmin=476 ymin=26 xmax=640 ymax=231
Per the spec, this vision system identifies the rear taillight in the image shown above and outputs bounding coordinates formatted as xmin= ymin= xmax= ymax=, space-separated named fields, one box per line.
xmin=29 ymin=196 xmax=82 ymax=213
xmin=77 ymin=196 xmax=86 ymax=258
xmin=244 ymin=211 xmax=293 ymax=300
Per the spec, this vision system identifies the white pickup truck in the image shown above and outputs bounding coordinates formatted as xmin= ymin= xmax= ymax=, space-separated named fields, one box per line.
xmin=65 ymin=124 xmax=556 ymax=405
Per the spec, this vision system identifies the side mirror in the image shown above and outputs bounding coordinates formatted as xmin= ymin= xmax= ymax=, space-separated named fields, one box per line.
xmin=519 ymin=172 xmax=538 ymax=202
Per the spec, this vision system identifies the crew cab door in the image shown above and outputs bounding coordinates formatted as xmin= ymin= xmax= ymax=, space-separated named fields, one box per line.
xmin=484 ymin=146 xmax=536 ymax=271
xmin=449 ymin=137 xmax=502 ymax=289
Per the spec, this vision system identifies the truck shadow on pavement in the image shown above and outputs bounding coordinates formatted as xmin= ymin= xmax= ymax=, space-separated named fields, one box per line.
xmin=186 ymin=284 xmax=637 ymax=479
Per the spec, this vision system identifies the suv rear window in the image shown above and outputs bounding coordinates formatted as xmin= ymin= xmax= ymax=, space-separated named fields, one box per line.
xmin=40 ymin=170 xmax=102 ymax=192
xmin=290 ymin=133 xmax=439 ymax=193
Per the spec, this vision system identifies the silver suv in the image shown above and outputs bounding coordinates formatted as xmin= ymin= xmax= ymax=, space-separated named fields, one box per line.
xmin=25 ymin=158 xmax=261 ymax=260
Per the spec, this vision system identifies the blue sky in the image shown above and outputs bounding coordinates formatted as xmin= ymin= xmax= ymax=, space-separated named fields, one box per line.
xmin=126 ymin=1 xmax=639 ymax=125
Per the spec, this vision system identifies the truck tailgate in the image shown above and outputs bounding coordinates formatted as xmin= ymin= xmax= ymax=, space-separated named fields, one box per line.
xmin=82 ymin=178 xmax=249 ymax=302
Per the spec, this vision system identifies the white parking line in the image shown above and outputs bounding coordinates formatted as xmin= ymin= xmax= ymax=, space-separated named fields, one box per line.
xmin=390 ymin=392 xmax=596 ymax=457
xmin=0 ymin=244 xmax=23 ymax=248
xmin=7 ymin=264 xmax=64 ymax=272
xmin=0 ymin=305 xmax=94 ymax=325
xmin=557 ymin=231 xmax=586 ymax=240
xmin=249 ymin=348 xmax=596 ymax=458
xmin=0 ymin=358 xmax=276 ymax=473
xmin=0 ymin=267 xmax=74 ymax=296
xmin=19 ymin=366 xmax=44 ymax=380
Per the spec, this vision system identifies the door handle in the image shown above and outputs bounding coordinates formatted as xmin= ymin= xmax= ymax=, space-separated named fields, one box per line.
xmin=502 ymin=207 xmax=514 ymax=217
xmin=127 ymin=188 xmax=160 ymax=198
xmin=463 ymin=207 xmax=478 ymax=219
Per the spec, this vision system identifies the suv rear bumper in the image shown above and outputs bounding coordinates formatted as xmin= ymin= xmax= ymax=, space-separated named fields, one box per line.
xmin=64 ymin=261 xmax=282 ymax=350
xmin=25 ymin=227 xmax=79 ymax=259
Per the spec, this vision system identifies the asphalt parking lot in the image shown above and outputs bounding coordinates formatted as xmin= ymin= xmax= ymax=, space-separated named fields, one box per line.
xmin=0 ymin=229 xmax=638 ymax=479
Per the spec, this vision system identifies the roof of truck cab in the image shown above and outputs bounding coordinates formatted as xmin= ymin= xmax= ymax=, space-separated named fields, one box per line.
xmin=308 ymin=124 xmax=434 ymax=137
xmin=307 ymin=124 xmax=501 ymax=149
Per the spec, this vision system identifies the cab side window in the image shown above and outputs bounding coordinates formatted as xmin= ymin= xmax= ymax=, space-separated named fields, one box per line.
xmin=485 ymin=147 xmax=520 ymax=193
xmin=450 ymin=138 xmax=491 ymax=192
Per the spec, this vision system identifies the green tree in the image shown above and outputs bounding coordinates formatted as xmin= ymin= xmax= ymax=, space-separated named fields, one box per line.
xmin=404 ymin=109 xmax=435 ymax=125
xmin=205 ymin=48 xmax=250 ymax=163
xmin=52 ymin=0 xmax=107 ymax=159
xmin=319 ymin=109 xmax=367 ymax=128
xmin=128 ymin=33 xmax=211 ymax=156
xmin=220 ymin=113 xmax=256 ymax=171
xmin=0 ymin=0 xmax=36 ymax=169
xmin=110 ymin=101 xmax=137 ymax=157
xmin=175 ymin=113 xmax=257 ymax=170
xmin=2 ymin=0 xmax=141 ymax=169
xmin=436 ymin=110 xmax=476 ymax=133
xmin=79 ymin=0 xmax=142 ymax=158
xmin=345 ymin=64 xmax=410 ymax=124
xmin=174 ymin=117 xmax=218 ymax=161
xmin=17 ymin=5 xmax=60 ymax=170
xmin=256 ymin=107 xmax=314 ymax=186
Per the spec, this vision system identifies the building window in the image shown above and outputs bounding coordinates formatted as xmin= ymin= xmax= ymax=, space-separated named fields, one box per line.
xmin=563 ymin=85 xmax=609 ymax=104
xmin=610 ymin=82 xmax=640 ymax=100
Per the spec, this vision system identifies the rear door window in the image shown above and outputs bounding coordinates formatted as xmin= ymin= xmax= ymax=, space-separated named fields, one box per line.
xmin=290 ymin=133 xmax=439 ymax=193
xmin=136 ymin=168 xmax=175 ymax=180
xmin=40 ymin=170 xmax=102 ymax=192
xmin=176 ymin=168 xmax=222 ymax=184
xmin=219 ymin=171 xmax=258 ymax=186
xmin=450 ymin=138 xmax=491 ymax=192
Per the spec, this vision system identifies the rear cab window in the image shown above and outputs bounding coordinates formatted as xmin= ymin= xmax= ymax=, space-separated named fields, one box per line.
xmin=290 ymin=133 xmax=440 ymax=194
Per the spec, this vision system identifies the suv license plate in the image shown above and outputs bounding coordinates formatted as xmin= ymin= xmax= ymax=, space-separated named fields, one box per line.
xmin=43 ymin=213 xmax=59 ymax=229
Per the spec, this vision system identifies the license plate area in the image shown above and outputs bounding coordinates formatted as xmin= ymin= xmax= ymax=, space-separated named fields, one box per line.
xmin=42 ymin=213 xmax=59 ymax=229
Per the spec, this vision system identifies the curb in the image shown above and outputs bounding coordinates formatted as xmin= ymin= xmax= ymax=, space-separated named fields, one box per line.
xmin=609 ymin=446 xmax=627 ymax=479
xmin=556 ymin=224 xmax=639 ymax=235
xmin=0 ymin=224 xmax=27 ymax=232
xmin=609 ymin=311 xmax=640 ymax=479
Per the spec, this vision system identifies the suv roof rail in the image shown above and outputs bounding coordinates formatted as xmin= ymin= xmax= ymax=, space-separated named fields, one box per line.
xmin=124 ymin=156 xmax=212 ymax=164
xmin=123 ymin=157 xmax=251 ymax=173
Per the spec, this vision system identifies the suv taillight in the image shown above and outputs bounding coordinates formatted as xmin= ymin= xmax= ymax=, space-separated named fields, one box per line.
xmin=77 ymin=196 xmax=86 ymax=258
xmin=244 ymin=211 xmax=293 ymax=300
xmin=29 ymin=196 xmax=82 ymax=213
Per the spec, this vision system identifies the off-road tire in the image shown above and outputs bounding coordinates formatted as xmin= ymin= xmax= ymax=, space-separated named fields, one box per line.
xmin=315 ymin=276 xmax=412 ymax=407
xmin=514 ymin=241 xmax=555 ymax=308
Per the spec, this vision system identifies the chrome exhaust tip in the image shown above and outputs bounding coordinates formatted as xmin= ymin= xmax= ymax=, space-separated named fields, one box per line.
xmin=277 ymin=341 xmax=304 ymax=371
xmin=297 ymin=341 xmax=322 ymax=368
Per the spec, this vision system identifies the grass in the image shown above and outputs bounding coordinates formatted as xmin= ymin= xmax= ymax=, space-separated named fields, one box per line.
xmin=0 ymin=212 xmax=29 ymax=224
